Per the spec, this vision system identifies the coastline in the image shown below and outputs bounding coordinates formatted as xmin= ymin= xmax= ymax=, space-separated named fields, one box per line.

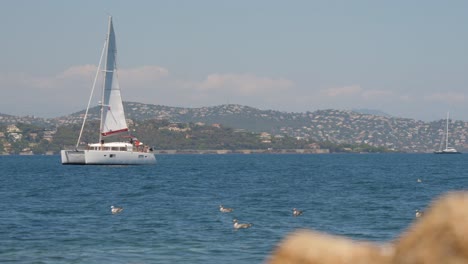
xmin=1 ymin=149 xmax=331 ymax=156
xmin=154 ymin=149 xmax=331 ymax=154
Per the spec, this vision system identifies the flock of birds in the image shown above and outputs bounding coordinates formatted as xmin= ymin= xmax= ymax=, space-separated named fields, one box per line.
xmin=109 ymin=204 xmax=303 ymax=230
xmin=109 ymin=178 xmax=423 ymax=226
xmin=219 ymin=205 xmax=303 ymax=230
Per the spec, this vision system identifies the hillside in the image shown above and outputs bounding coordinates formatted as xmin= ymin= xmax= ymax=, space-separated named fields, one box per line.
xmin=1 ymin=102 xmax=467 ymax=153
xmin=55 ymin=103 xmax=306 ymax=132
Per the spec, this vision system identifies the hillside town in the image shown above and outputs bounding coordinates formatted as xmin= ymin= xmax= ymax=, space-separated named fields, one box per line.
xmin=1 ymin=103 xmax=467 ymax=154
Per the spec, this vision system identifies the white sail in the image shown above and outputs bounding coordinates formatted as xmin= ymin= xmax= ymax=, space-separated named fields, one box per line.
xmin=101 ymin=17 xmax=128 ymax=137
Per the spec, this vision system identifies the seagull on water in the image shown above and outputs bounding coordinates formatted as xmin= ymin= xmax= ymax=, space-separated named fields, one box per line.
xmin=111 ymin=205 xmax=123 ymax=214
xmin=233 ymin=219 xmax=252 ymax=229
xmin=417 ymin=179 xmax=422 ymax=183
xmin=293 ymin=208 xmax=303 ymax=217
xmin=415 ymin=209 xmax=423 ymax=218
xmin=219 ymin=205 xmax=233 ymax=213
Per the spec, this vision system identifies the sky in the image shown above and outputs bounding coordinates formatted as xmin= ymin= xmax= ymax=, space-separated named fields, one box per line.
xmin=2 ymin=0 xmax=468 ymax=121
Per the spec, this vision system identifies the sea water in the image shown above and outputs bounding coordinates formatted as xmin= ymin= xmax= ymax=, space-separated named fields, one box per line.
xmin=1 ymin=154 xmax=468 ymax=263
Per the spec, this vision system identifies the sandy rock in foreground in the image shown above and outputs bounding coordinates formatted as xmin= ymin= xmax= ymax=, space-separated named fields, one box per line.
xmin=268 ymin=230 xmax=392 ymax=264
xmin=268 ymin=192 xmax=468 ymax=264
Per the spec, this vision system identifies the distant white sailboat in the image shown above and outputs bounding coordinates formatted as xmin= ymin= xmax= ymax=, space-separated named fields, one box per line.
xmin=61 ymin=17 xmax=156 ymax=165
xmin=434 ymin=112 xmax=461 ymax=154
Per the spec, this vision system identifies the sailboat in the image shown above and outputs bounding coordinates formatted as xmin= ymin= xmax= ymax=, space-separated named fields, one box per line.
xmin=61 ymin=17 xmax=156 ymax=165
xmin=434 ymin=112 xmax=461 ymax=154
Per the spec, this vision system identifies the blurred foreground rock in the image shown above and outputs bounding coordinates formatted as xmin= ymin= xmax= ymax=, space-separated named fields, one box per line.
xmin=268 ymin=191 xmax=468 ymax=264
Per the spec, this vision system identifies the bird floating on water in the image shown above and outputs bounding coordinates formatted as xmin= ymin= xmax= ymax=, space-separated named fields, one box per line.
xmin=293 ymin=208 xmax=303 ymax=217
xmin=415 ymin=209 xmax=423 ymax=218
xmin=233 ymin=219 xmax=252 ymax=229
xmin=417 ymin=179 xmax=422 ymax=183
xmin=219 ymin=205 xmax=233 ymax=213
xmin=111 ymin=205 xmax=123 ymax=214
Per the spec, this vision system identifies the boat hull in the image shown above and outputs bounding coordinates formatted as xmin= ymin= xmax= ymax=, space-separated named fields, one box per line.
xmin=61 ymin=150 xmax=86 ymax=164
xmin=61 ymin=150 xmax=156 ymax=165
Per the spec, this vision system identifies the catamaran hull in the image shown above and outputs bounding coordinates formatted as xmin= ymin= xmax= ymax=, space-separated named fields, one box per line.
xmin=61 ymin=150 xmax=156 ymax=165
xmin=61 ymin=150 xmax=86 ymax=164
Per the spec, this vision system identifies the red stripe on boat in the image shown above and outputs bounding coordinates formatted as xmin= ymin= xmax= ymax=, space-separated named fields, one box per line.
xmin=101 ymin=128 xmax=129 ymax=136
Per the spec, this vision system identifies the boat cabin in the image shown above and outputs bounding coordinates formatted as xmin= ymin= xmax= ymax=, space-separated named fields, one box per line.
xmin=88 ymin=142 xmax=134 ymax=152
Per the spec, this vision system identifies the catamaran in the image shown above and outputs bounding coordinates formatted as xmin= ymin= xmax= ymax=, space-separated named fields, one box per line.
xmin=61 ymin=17 xmax=156 ymax=165
xmin=434 ymin=111 xmax=461 ymax=154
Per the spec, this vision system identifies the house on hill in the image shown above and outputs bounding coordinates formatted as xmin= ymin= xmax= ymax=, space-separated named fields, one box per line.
xmin=7 ymin=124 xmax=21 ymax=133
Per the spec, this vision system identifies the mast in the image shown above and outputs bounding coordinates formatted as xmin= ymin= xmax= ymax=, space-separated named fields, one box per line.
xmin=445 ymin=111 xmax=449 ymax=149
xmin=99 ymin=16 xmax=113 ymax=143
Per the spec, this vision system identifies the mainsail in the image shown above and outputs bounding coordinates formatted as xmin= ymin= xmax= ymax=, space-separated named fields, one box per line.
xmin=101 ymin=17 xmax=128 ymax=137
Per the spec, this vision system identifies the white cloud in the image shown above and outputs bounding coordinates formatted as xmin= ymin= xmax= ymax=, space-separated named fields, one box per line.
xmin=30 ymin=65 xmax=97 ymax=90
xmin=321 ymin=85 xmax=395 ymax=101
xmin=1 ymin=65 xmax=299 ymax=116
xmin=362 ymin=90 xmax=393 ymax=99
xmin=0 ymin=65 xmax=170 ymax=116
xmin=119 ymin=66 xmax=169 ymax=87
xmin=144 ymin=73 xmax=296 ymax=110
xmin=321 ymin=85 xmax=362 ymax=97
xmin=196 ymin=73 xmax=294 ymax=95
xmin=4 ymin=64 xmax=169 ymax=92
xmin=423 ymin=92 xmax=466 ymax=104
xmin=57 ymin=64 xmax=97 ymax=80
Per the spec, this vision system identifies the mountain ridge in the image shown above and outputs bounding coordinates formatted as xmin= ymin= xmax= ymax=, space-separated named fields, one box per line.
xmin=0 ymin=104 xmax=402 ymax=122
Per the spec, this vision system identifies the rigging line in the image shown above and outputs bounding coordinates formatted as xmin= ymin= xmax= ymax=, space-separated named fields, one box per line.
xmin=75 ymin=40 xmax=107 ymax=149
xmin=446 ymin=111 xmax=449 ymax=148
